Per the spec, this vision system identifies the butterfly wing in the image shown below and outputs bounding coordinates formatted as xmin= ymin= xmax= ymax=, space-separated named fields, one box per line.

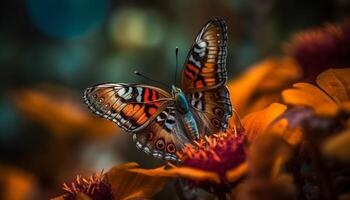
xmin=84 ymin=83 xmax=172 ymax=132
xmin=188 ymin=87 xmax=232 ymax=133
xmin=133 ymin=106 xmax=190 ymax=161
xmin=84 ymin=83 xmax=189 ymax=161
xmin=181 ymin=17 xmax=233 ymax=134
xmin=181 ymin=17 xmax=228 ymax=92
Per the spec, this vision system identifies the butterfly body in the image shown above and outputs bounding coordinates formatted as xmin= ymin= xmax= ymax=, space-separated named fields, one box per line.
xmin=172 ymin=86 xmax=190 ymax=114
xmin=181 ymin=111 xmax=200 ymax=140
xmin=172 ymin=85 xmax=200 ymax=140
xmin=84 ymin=17 xmax=236 ymax=161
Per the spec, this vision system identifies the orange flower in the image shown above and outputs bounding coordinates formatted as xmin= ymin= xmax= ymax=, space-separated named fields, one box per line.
xmin=130 ymin=130 xmax=247 ymax=195
xmin=281 ymin=68 xmax=350 ymax=199
xmin=227 ymin=56 xmax=302 ymax=117
xmin=50 ymin=55 xmax=307 ymax=199
xmin=61 ymin=56 xmax=304 ymax=198
xmin=177 ymin=130 xmax=246 ymax=193
xmin=59 ymin=55 xmax=305 ymax=198
xmin=59 ymin=171 xmax=113 ymax=200
xmin=236 ymin=133 xmax=296 ymax=200
xmin=282 ymin=68 xmax=350 ymax=117
xmin=239 ymin=102 xmax=302 ymax=199
xmin=120 ymin=62 xmax=306 ymax=196
xmin=52 ymin=163 xmax=168 ymax=200
xmin=276 ymin=68 xmax=350 ymax=161
xmin=128 ymin=103 xmax=300 ymax=196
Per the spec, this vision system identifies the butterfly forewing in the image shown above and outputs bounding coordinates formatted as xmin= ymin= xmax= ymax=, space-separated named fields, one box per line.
xmin=181 ymin=17 xmax=228 ymax=92
xmin=181 ymin=17 xmax=233 ymax=135
xmin=84 ymin=83 xmax=189 ymax=161
xmin=84 ymin=83 xmax=172 ymax=132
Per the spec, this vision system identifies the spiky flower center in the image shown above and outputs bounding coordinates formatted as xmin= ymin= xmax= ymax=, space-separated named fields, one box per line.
xmin=62 ymin=172 xmax=113 ymax=200
xmin=178 ymin=130 xmax=246 ymax=181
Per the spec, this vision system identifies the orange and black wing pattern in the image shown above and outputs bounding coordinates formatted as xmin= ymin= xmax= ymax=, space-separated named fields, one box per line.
xmin=84 ymin=83 xmax=189 ymax=161
xmin=83 ymin=83 xmax=172 ymax=132
xmin=181 ymin=17 xmax=228 ymax=92
xmin=133 ymin=106 xmax=190 ymax=161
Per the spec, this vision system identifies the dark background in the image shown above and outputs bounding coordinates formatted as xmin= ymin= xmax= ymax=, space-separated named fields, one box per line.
xmin=0 ymin=0 xmax=349 ymax=199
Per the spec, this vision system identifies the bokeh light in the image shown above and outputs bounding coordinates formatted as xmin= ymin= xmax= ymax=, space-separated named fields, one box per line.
xmin=26 ymin=0 xmax=108 ymax=39
xmin=20 ymin=43 xmax=97 ymax=84
xmin=108 ymin=7 xmax=165 ymax=49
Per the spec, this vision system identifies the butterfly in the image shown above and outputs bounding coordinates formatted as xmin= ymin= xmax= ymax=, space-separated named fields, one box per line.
xmin=84 ymin=17 xmax=233 ymax=161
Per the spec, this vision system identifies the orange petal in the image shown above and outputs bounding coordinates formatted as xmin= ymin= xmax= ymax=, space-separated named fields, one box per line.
xmin=226 ymin=161 xmax=248 ymax=182
xmin=242 ymin=103 xmax=287 ymax=143
xmin=51 ymin=196 xmax=65 ymax=200
xmin=268 ymin=118 xmax=303 ymax=146
xmin=342 ymin=102 xmax=350 ymax=113
xmin=11 ymin=86 xmax=117 ymax=138
xmin=247 ymin=133 xmax=292 ymax=178
xmin=282 ymin=83 xmax=339 ymax=116
xmin=76 ymin=193 xmax=92 ymax=200
xmin=316 ymin=68 xmax=350 ymax=104
xmin=106 ymin=162 xmax=168 ymax=200
xmin=242 ymin=94 xmax=281 ymax=116
xmin=228 ymin=57 xmax=301 ymax=116
xmin=322 ymin=129 xmax=350 ymax=161
xmin=129 ymin=166 xmax=221 ymax=184
xmin=237 ymin=174 xmax=295 ymax=200
xmin=258 ymin=57 xmax=302 ymax=91
xmin=0 ymin=165 xmax=37 ymax=200
xmin=228 ymin=58 xmax=275 ymax=115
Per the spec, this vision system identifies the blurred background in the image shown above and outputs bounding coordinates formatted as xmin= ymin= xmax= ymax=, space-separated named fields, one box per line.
xmin=0 ymin=0 xmax=349 ymax=199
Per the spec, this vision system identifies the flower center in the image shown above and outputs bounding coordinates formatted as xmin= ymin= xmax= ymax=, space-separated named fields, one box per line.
xmin=179 ymin=130 xmax=246 ymax=181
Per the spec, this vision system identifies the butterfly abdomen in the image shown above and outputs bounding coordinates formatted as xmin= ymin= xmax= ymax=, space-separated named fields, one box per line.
xmin=182 ymin=112 xmax=199 ymax=140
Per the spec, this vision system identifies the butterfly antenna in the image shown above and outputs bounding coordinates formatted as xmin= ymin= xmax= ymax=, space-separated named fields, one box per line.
xmin=174 ymin=46 xmax=179 ymax=86
xmin=134 ymin=70 xmax=170 ymax=89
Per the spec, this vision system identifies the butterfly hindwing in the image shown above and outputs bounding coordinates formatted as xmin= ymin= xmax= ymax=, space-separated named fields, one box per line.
xmin=181 ymin=17 xmax=228 ymax=92
xmin=133 ymin=106 xmax=190 ymax=161
xmin=188 ymin=86 xmax=232 ymax=133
